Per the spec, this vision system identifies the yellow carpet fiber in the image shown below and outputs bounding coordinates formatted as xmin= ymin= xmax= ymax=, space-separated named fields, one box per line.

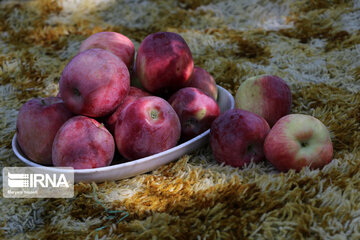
xmin=1 ymin=0 xmax=360 ymax=239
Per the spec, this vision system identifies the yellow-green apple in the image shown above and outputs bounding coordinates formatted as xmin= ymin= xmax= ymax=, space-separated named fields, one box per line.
xmin=264 ymin=114 xmax=333 ymax=172
xmin=210 ymin=109 xmax=270 ymax=168
xmin=115 ymin=96 xmax=181 ymax=160
xmin=135 ymin=32 xmax=194 ymax=95
xmin=184 ymin=67 xmax=218 ymax=100
xmin=105 ymin=86 xmax=151 ymax=134
xmin=59 ymin=48 xmax=130 ymax=117
xmin=168 ymin=87 xmax=220 ymax=141
xmin=16 ymin=97 xmax=73 ymax=165
xmin=52 ymin=116 xmax=115 ymax=169
xmin=79 ymin=31 xmax=135 ymax=69
xmin=235 ymin=75 xmax=292 ymax=126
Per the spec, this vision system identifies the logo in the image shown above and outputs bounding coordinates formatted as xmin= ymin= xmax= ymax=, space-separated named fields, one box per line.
xmin=7 ymin=173 xmax=30 ymax=188
xmin=3 ymin=167 xmax=74 ymax=198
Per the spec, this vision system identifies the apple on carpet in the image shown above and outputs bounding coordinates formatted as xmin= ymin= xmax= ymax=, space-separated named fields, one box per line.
xmin=210 ymin=109 xmax=270 ymax=168
xmin=264 ymin=114 xmax=333 ymax=172
xmin=235 ymin=75 xmax=292 ymax=127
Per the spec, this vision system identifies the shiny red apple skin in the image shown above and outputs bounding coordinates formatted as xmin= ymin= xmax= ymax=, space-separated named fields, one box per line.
xmin=105 ymin=87 xmax=151 ymax=134
xmin=16 ymin=97 xmax=73 ymax=165
xmin=79 ymin=31 xmax=135 ymax=69
xmin=115 ymin=96 xmax=181 ymax=160
xmin=169 ymin=87 xmax=220 ymax=141
xmin=135 ymin=32 xmax=194 ymax=95
xmin=52 ymin=116 xmax=115 ymax=169
xmin=264 ymin=114 xmax=333 ymax=172
xmin=185 ymin=67 xmax=218 ymax=100
xmin=210 ymin=109 xmax=270 ymax=168
xmin=59 ymin=48 xmax=130 ymax=117
xmin=235 ymin=75 xmax=292 ymax=126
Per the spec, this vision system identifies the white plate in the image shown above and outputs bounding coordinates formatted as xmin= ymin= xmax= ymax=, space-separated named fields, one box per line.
xmin=12 ymin=85 xmax=235 ymax=183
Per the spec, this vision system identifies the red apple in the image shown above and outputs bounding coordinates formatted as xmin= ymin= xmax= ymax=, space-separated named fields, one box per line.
xmin=168 ymin=87 xmax=220 ymax=141
xmin=184 ymin=67 xmax=218 ymax=100
xmin=79 ymin=31 xmax=135 ymax=69
xmin=264 ymin=114 xmax=333 ymax=172
xmin=115 ymin=96 xmax=181 ymax=160
xmin=105 ymin=86 xmax=151 ymax=133
xmin=135 ymin=32 xmax=194 ymax=95
xmin=235 ymin=75 xmax=292 ymax=126
xmin=52 ymin=116 xmax=115 ymax=169
xmin=210 ymin=109 xmax=270 ymax=168
xmin=16 ymin=97 xmax=73 ymax=165
xmin=60 ymin=48 xmax=130 ymax=117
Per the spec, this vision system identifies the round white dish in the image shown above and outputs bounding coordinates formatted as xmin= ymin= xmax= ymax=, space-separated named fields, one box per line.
xmin=12 ymin=85 xmax=235 ymax=183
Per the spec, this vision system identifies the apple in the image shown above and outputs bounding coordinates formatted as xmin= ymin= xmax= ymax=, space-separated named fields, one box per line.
xmin=168 ymin=87 xmax=220 ymax=141
xmin=59 ymin=48 xmax=130 ymax=117
xmin=184 ymin=66 xmax=218 ymax=100
xmin=235 ymin=75 xmax=292 ymax=126
xmin=210 ymin=109 xmax=270 ymax=168
xmin=16 ymin=97 xmax=73 ymax=165
xmin=115 ymin=96 xmax=181 ymax=160
xmin=79 ymin=31 xmax=135 ymax=69
xmin=105 ymin=86 xmax=151 ymax=134
xmin=135 ymin=32 xmax=194 ymax=95
xmin=264 ymin=114 xmax=333 ymax=172
xmin=52 ymin=116 xmax=115 ymax=169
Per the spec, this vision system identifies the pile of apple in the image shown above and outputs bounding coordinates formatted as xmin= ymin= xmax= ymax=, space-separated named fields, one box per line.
xmin=16 ymin=31 xmax=220 ymax=169
xmin=210 ymin=75 xmax=333 ymax=172
xmin=16 ymin=31 xmax=334 ymax=172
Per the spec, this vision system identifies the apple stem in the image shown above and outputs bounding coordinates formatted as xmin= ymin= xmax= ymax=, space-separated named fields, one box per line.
xmin=150 ymin=110 xmax=158 ymax=120
xmin=73 ymin=88 xmax=81 ymax=96
xmin=41 ymin=99 xmax=46 ymax=105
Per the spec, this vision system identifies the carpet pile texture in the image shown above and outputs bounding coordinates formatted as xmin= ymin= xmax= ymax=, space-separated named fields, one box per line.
xmin=1 ymin=0 xmax=360 ymax=239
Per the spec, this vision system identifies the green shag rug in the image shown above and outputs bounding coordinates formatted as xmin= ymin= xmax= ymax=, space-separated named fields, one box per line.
xmin=1 ymin=0 xmax=360 ymax=239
